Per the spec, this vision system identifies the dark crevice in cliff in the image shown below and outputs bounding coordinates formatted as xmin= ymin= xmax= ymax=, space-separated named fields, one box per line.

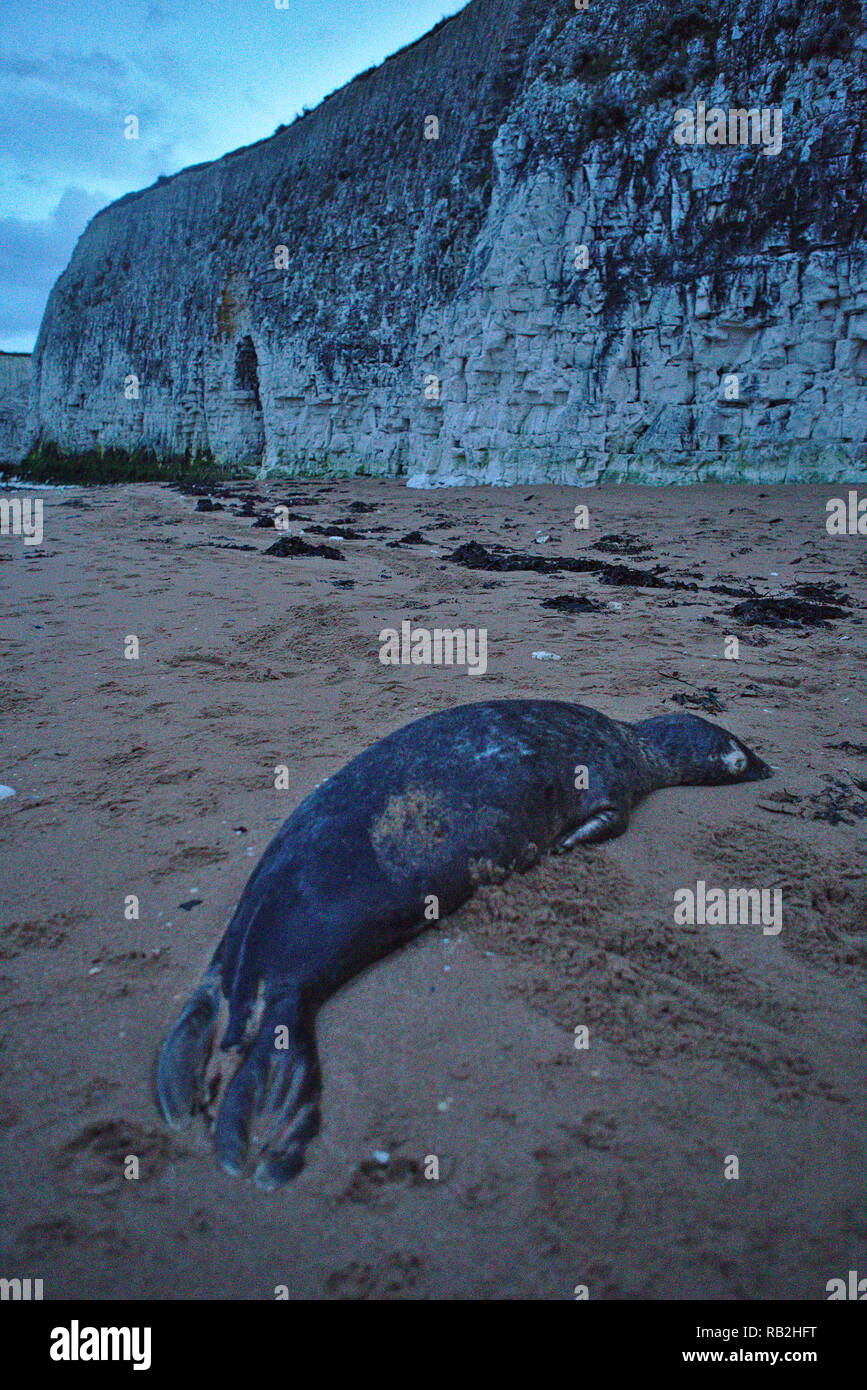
xmin=234 ymin=337 xmax=261 ymax=400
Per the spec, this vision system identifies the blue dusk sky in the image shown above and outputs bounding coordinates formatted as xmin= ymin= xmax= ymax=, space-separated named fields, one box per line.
xmin=0 ymin=0 xmax=466 ymax=352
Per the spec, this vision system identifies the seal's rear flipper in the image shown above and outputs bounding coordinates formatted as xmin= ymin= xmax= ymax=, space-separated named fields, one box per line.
xmin=212 ymin=985 xmax=321 ymax=1189
xmin=255 ymin=1094 xmax=321 ymax=1191
xmin=156 ymin=963 xmax=223 ymax=1127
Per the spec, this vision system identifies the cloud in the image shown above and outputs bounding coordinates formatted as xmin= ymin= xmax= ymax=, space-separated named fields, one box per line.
xmin=0 ymin=48 xmax=128 ymax=99
xmin=0 ymin=186 xmax=108 ymax=345
xmin=144 ymin=3 xmax=175 ymax=28
xmin=0 ymin=90 xmax=152 ymax=174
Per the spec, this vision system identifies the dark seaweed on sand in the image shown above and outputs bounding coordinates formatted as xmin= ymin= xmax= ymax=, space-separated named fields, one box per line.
xmin=730 ymin=595 xmax=848 ymax=628
xmin=541 ymin=594 xmax=604 ymax=614
xmin=264 ymin=536 xmax=345 ymax=560
xmin=447 ymin=540 xmax=695 ymax=591
xmin=671 ymin=688 xmax=727 ymax=715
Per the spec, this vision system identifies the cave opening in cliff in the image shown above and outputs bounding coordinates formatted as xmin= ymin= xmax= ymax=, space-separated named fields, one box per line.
xmin=232 ymin=335 xmax=265 ymax=464
xmin=234 ymin=336 xmax=261 ymax=402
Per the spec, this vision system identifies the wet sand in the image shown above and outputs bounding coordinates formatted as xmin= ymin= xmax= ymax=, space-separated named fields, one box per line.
xmin=0 ymin=478 xmax=864 ymax=1299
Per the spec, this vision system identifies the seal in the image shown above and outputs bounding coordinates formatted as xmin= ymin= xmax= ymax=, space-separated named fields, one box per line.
xmin=156 ymin=698 xmax=770 ymax=1188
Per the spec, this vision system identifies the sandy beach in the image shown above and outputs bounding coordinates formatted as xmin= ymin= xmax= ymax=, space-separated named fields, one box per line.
xmin=0 ymin=477 xmax=864 ymax=1299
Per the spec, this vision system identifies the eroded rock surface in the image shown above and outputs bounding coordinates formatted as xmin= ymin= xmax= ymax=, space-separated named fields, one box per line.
xmin=0 ymin=353 xmax=32 ymax=465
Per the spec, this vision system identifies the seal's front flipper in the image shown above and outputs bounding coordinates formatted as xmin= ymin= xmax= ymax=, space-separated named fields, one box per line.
xmin=156 ymin=963 xmax=222 ymax=1127
xmin=212 ymin=985 xmax=321 ymax=1189
xmin=555 ymin=803 xmax=627 ymax=852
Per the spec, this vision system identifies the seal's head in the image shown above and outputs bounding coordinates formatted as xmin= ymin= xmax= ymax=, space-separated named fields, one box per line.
xmin=633 ymin=713 xmax=772 ymax=788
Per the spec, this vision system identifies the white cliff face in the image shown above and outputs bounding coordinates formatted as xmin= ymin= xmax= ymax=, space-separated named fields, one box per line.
xmin=0 ymin=354 xmax=32 ymax=464
xmin=26 ymin=0 xmax=867 ymax=483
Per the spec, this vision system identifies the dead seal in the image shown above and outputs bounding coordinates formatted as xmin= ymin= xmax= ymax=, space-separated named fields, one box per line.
xmin=156 ymin=698 xmax=770 ymax=1188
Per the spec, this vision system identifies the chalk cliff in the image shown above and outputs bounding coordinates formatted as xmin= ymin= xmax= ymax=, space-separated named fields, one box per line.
xmin=0 ymin=353 xmax=32 ymax=465
xmin=27 ymin=0 xmax=867 ymax=483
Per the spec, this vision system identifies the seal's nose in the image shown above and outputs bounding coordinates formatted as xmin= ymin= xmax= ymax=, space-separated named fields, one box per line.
xmin=745 ymin=752 xmax=773 ymax=781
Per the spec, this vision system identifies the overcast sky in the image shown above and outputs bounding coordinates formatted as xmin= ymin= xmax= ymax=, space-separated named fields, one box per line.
xmin=0 ymin=0 xmax=466 ymax=352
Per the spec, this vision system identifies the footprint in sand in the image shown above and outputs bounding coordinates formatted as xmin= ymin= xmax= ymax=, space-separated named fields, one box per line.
xmin=56 ymin=1119 xmax=182 ymax=1197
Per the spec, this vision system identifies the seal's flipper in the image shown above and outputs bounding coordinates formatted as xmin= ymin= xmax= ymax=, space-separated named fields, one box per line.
xmin=555 ymin=803 xmax=627 ymax=851
xmin=212 ymin=986 xmax=321 ymax=1188
xmin=254 ymin=990 xmax=321 ymax=1190
xmin=212 ymin=1037 xmax=266 ymax=1176
xmin=255 ymin=1091 xmax=321 ymax=1191
xmin=156 ymin=964 xmax=223 ymax=1127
